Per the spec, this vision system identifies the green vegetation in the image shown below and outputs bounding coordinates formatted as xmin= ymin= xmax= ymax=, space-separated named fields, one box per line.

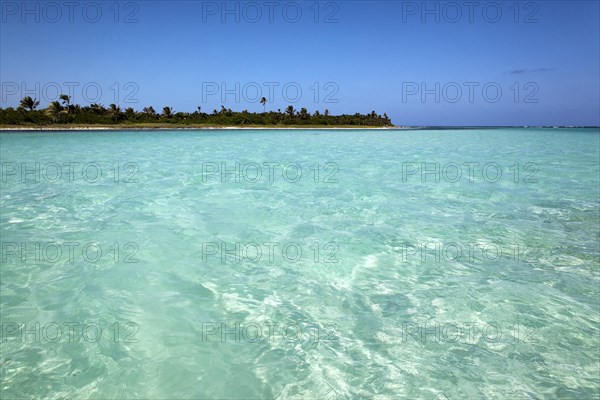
xmin=1 ymin=96 xmax=394 ymax=128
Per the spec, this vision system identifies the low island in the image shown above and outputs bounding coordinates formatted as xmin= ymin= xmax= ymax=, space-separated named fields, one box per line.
xmin=0 ymin=96 xmax=394 ymax=130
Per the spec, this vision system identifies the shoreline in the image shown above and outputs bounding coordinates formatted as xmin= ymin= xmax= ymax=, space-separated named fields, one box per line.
xmin=1 ymin=125 xmax=597 ymax=132
xmin=0 ymin=125 xmax=401 ymax=131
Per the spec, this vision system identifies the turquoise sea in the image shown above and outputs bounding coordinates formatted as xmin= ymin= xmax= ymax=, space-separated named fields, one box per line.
xmin=0 ymin=128 xmax=599 ymax=399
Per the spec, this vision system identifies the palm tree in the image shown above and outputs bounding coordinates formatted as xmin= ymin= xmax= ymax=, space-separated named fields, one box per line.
xmin=125 ymin=107 xmax=135 ymax=120
xmin=162 ymin=106 xmax=173 ymax=118
xmin=45 ymin=101 xmax=65 ymax=123
xmin=241 ymin=110 xmax=250 ymax=125
xmin=90 ymin=103 xmax=106 ymax=115
xmin=59 ymin=94 xmax=73 ymax=114
xmin=260 ymin=97 xmax=267 ymax=113
xmin=285 ymin=105 xmax=295 ymax=118
xmin=383 ymin=113 xmax=391 ymax=125
xmin=143 ymin=106 xmax=156 ymax=116
xmin=59 ymin=94 xmax=70 ymax=107
xmin=324 ymin=109 xmax=330 ymax=117
xmin=109 ymin=104 xmax=121 ymax=122
xmin=299 ymin=107 xmax=309 ymax=120
xmin=18 ymin=96 xmax=40 ymax=111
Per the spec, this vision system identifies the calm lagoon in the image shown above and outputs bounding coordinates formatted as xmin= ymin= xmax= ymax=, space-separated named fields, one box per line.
xmin=1 ymin=128 xmax=599 ymax=398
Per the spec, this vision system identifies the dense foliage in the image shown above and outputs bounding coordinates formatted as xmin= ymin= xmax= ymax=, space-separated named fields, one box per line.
xmin=1 ymin=97 xmax=393 ymax=127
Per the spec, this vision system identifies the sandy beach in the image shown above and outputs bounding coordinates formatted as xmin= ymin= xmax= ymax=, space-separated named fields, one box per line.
xmin=0 ymin=125 xmax=404 ymax=131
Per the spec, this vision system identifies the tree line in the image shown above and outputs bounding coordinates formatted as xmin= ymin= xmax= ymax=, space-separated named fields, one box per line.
xmin=0 ymin=96 xmax=394 ymax=127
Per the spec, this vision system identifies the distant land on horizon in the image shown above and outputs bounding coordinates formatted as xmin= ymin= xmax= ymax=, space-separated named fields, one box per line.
xmin=0 ymin=97 xmax=393 ymax=128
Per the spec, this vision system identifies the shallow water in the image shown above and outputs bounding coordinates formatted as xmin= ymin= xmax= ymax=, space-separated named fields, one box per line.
xmin=1 ymin=128 xmax=599 ymax=399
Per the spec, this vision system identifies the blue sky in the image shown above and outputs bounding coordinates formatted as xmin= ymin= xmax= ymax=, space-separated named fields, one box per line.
xmin=1 ymin=0 xmax=599 ymax=125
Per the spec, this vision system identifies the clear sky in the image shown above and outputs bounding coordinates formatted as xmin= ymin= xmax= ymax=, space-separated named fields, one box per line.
xmin=1 ymin=0 xmax=599 ymax=125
